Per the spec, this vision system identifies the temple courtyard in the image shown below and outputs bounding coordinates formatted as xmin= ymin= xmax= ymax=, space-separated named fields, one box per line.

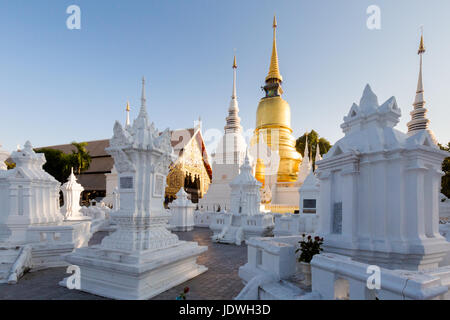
xmin=0 ymin=228 xmax=247 ymax=300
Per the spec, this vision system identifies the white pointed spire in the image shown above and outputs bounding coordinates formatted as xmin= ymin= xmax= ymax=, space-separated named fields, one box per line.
xmin=224 ymin=56 xmax=242 ymax=134
xmin=314 ymin=142 xmax=322 ymax=171
xmin=232 ymin=56 xmax=237 ymax=99
xmin=139 ymin=76 xmax=147 ymax=117
xmin=304 ymin=135 xmax=310 ymax=163
xmin=296 ymin=134 xmax=312 ymax=185
xmin=407 ymin=30 xmax=435 ymax=142
xmin=314 ymin=141 xmax=322 ymax=171
xmin=125 ymin=101 xmax=130 ymax=127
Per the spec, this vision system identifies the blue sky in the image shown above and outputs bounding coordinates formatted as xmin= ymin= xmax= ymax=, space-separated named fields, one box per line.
xmin=0 ymin=0 xmax=449 ymax=153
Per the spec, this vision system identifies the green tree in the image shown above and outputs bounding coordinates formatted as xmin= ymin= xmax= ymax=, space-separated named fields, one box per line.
xmin=70 ymin=142 xmax=91 ymax=175
xmin=439 ymin=142 xmax=450 ymax=198
xmin=34 ymin=148 xmax=73 ymax=183
xmin=295 ymin=130 xmax=332 ymax=170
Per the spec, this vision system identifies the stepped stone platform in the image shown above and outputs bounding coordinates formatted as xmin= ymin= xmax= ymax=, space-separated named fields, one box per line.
xmin=0 ymin=228 xmax=247 ymax=300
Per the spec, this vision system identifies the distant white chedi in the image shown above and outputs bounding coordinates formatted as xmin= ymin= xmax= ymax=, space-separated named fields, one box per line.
xmin=199 ymin=56 xmax=247 ymax=213
xmin=62 ymin=78 xmax=207 ymax=300
xmin=210 ymin=152 xmax=274 ymax=245
xmin=0 ymin=141 xmax=91 ymax=284
xmin=169 ymin=188 xmax=196 ymax=231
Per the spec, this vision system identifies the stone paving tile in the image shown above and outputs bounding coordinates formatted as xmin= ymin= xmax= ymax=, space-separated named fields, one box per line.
xmin=0 ymin=228 xmax=247 ymax=300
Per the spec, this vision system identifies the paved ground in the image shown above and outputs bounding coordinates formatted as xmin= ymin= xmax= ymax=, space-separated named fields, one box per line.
xmin=0 ymin=228 xmax=247 ymax=300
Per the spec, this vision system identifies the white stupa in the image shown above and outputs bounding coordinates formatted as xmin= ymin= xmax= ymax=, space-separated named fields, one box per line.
xmin=210 ymin=151 xmax=274 ymax=245
xmin=199 ymin=56 xmax=247 ymax=212
xmin=63 ymin=78 xmax=207 ymax=300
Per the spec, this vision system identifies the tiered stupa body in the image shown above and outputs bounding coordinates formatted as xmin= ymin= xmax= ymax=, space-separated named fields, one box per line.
xmin=251 ymin=16 xmax=301 ymax=185
xmin=63 ymin=78 xmax=207 ymax=300
xmin=199 ymin=56 xmax=247 ymax=212
xmin=209 ymin=152 xmax=274 ymax=245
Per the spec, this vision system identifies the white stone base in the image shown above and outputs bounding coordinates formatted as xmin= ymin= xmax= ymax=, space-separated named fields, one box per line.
xmin=210 ymin=213 xmax=274 ymax=246
xmin=27 ymin=221 xmax=92 ymax=269
xmin=273 ymin=213 xmax=318 ymax=236
xmin=63 ymin=240 xmax=207 ymax=300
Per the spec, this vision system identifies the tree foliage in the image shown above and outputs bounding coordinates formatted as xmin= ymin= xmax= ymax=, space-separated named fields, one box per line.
xmin=439 ymin=142 xmax=450 ymax=198
xmin=34 ymin=148 xmax=73 ymax=183
xmin=33 ymin=141 xmax=92 ymax=183
xmin=70 ymin=142 xmax=91 ymax=175
xmin=295 ymin=130 xmax=332 ymax=169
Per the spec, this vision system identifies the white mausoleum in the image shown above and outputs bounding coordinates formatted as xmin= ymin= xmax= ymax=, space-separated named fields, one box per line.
xmin=316 ymin=84 xmax=449 ymax=271
xmin=0 ymin=141 xmax=91 ymax=283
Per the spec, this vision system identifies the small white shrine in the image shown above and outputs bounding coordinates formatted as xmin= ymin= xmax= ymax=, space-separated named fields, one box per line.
xmin=210 ymin=152 xmax=274 ymax=245
xmin=62 ymin=78 xmax=207 ymax=300
xmin=60 ymin=168 xmax=91 ymax=221
xmin=169 ymin=188 xmax=196 ymax=231
xmin=199 ymin=57 xmax=247 ymax=212
xmin=0 ymin=141 xmax=91 ymax=283
xmin=0 ymin=143 xmax=9 ymax=171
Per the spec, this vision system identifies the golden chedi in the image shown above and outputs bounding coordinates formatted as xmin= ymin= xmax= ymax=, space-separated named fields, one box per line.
xmin=252 ymin=16 xmax=301 ymax=185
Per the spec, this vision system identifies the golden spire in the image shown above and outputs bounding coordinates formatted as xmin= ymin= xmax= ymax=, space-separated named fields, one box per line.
xmin=418 ymin=33 xmax=426 ymax=55
xmin=126 ymin=101 xmax=130 ymax=112
xmin=232 ymin=55 xmax=237 ymax=69
xmin=265 ymin=15 xmax=283 ymax=82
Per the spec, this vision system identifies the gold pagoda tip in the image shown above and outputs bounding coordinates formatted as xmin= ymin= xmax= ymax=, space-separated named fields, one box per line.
xmin=265 ymin=15 xmax=283 ymax=82
xmin=126 ymin=101 xmax=130 ymax=112
xmin=233 ymin=56 xmax=237 ymax=69
xmin=418 ymin=34 xmax=426 ymax=55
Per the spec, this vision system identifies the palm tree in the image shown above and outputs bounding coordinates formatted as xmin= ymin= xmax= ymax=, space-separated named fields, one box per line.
xmin=71 ymin=142 xmax=91 ymax=175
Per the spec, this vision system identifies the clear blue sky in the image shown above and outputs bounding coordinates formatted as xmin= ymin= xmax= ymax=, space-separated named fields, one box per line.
xmin=1 ymin=0 xmax=449 ymax=153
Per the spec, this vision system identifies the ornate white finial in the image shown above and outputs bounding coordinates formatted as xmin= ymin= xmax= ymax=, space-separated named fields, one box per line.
xmin=140 ymin=77 xmax=147 ymax=115
xmin=407 ymin=30 xmax=434 ymax=141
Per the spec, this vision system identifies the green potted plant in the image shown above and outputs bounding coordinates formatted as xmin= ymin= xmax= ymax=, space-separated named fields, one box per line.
xmin=295 ymin=234 xmax=324 ymax=286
